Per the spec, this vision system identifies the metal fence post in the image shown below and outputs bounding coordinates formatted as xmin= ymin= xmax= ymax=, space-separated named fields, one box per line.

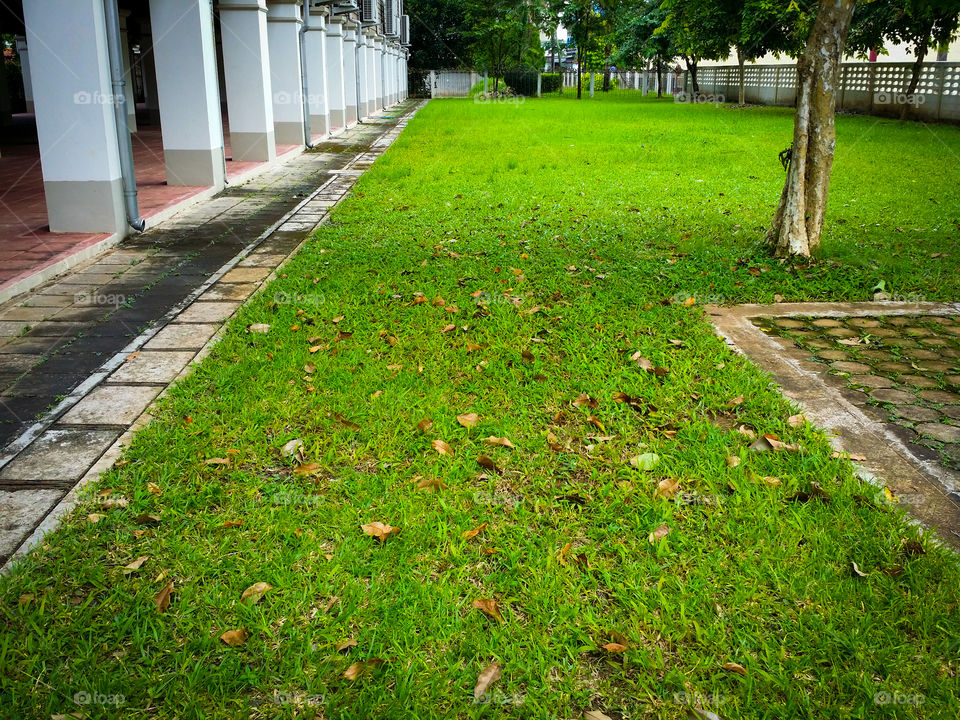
xmin=537 ymin=72 xmax=542 ymax=98
xmin=428 ymin=70 xmax=436 ymax=98
xmin=774 ymin=66 xmax=780 ymax=105
xmin=589 ymin=71 xmax=594 ymax=98
xmin=483 ymin=73 xmax=488 ymax=95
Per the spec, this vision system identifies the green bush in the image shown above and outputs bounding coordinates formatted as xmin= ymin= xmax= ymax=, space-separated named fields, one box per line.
xmin=540 ymin=73 xmax=562 ymax=94
xmin=503 ymin=69 xmax=540 ymax=97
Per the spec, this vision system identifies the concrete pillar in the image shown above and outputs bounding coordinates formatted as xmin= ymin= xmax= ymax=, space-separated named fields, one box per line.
xmin=219 ymin=0 xmax=276 ymax=161
xmin=325 ymin=18 xmax=346 ymax=132
xmin=365 ymin=31 xmax=378 ymax=114
xmin=139 ymin=29 xmax=161 ymax=126
xmin=356 ymin=30 xmax=369 ymax=119
xmin=23 ymin=0 xmax=125 ymax=233
xmin=118 ymin=10 xmax=137 ymax=132
xmin=150 ymin=0 xmax=226 ymax=187
xmin=342 ymin=21 xmax=358 ymax=126
xmin=303 ymin=5 xmax=329 ymax=137
xmin=15 ymin=36 xmax=34 ymax=114
xmin=375 ymin=37 xmax=385 ymax=110
xmin=266 ymin=0 xmax=306 ymax=145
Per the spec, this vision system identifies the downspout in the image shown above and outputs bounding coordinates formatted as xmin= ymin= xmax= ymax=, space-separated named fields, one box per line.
xmin=103 ymin=0 xmax=146 ymax=232
xmin=355 ymin=24 xmax=363 ymax=121
xmin=298 ymin=0 xmax=318 ymax=148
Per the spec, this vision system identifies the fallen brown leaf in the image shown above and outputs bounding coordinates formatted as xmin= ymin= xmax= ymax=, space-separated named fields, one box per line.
xmin=476 ymin=455 xmax=497 ymax=471
xmin=462 ymin=522 xmax=488 ymax=540
xmin=417 ymin=417 xmax=433 ymax=433
xmin=121 ymin=556 xmax=148 ymax=575
xmin=473 ymin=662 xmax=503 ymax=701
xmin=457 ymin=413 xmax=480 ymax=428
xmin=240 ymin=582 xmax=273 ymax=605
xmin=573 ymin=393 xmax=599 ymax=409
xmin=656 ymin=477 xmax=681 ymax=500
xmin=722 ymin=661 xmax=747 ymax=675
xmin=602 ymin=642 xmax=627 ymax=653
xmin=485 ymin=436 xmax=515 ymax=449
xmin=220 ymin=628 xmax=250 ymax=647
xmin=361 ymin=521 xmax=400 ymax=542
xmin=336 ymin=638 xmax=358 ymax=652
xmin=648 ymin=525 xmax=670 ymax=544
xmin=154 ymin=580 xmax=174 ymax=613
xmin=432 ymin=439 xmax=453 ymax=456
xmin=473 ymin=597 xmax=503 ymax=622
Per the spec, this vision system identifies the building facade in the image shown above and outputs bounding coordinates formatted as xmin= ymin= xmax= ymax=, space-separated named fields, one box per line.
xmin=0 ymin=0 xmax=410 ymax=237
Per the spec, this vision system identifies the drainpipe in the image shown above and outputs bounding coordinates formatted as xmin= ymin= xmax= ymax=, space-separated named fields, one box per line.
xmin=103 ymin=0 xmax=146 ymax=232
xmin=355 ymin=24 xmax=363 ymax=122
xmin=299 ymin=0 xmax=318 ymax=148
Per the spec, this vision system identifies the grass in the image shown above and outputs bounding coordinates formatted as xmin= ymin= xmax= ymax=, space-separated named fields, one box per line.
xmin=1 ymin=95 xmax=959 ymax=719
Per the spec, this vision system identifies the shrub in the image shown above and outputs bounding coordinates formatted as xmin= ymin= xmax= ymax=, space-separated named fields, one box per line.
xmin=540 ymin=73 xmax=563 ymax=94
xmin=503 ymin=69 xmax=540 ymax=97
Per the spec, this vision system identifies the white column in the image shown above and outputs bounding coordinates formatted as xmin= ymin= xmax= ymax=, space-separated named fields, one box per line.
xmin=14 ymin=36 xmax=34 ymax=114
xmin=356 ymin=30 xmax=369 ymax=119
xmin=303 ymin=5 xmax=329 ymax=137
xmin=266 ymin=0 xmax=305 ymax=145
xmin=118 ymin=10 xmax=137 ymax=132
xmin=365 ymin=31 xmax=378 ymax=114
xmin=220 ymin=0 xmax=276 ymax=161
xmin=150 ymin=0 xmax=226 ymax=187
xmin=23 ymin=0 xmax=125 ymax=233
xmin=325 ymin=17 xmax=346 ymax=132
xmin=342 ymin=21 xmax=358 ymax=126
xmin=375 ymin=37 xmax=385 ymax=110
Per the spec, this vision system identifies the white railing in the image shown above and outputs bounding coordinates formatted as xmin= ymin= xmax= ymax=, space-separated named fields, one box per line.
xmin=689 ymin=61 xmax=960 ymax=122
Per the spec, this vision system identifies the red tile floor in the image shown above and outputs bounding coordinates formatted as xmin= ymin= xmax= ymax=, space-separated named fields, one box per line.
xmin=0 ymin=112 xmax=307 ymax=297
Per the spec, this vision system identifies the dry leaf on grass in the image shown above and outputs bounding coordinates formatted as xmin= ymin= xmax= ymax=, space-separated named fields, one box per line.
xmin=457 ymin=413 xmax=480 ymax=428
xmin=485 ymin=436 xmax=515 ymax=449
xmin=473 ymin=662 xmax=503 ymax=701
xmin=477 ymin=455 xmax=498 ymax=471
xmin=602 ymin=642 xmax=627 ymax=653
xmin=240 ymin=582 xmax=273 ymax=605
xmin=472 ymin=597 xmax=503 ymax=622
xmin=336 ymin=638 xmax=358 ymax=652
xmin=154 ymin=580 xmax=174 ymax=613
xmin=247 ymin=323 xmax=271 ymax=334
xmin=416 ymin=476 xmax=448 ymax=492
xmin=204 ymin=457 xmax=230 ymax=466
xmin=462 ymin=523 xmax=488 ymax=540
xmin=787 ymin=413 xmax=807 ymax=428
xmin=281 ymin=438 xmax=303 ymax=457
xmin=722 ymin=661 xmax=747 ymax=675
xmin=648 ymin=525 xmax=670 ymax=544
xmin=573 ymin=393 xmax=599 ymax=409
xmin=361 ymin=522 xmax=400 ymax=542
xmin=432 ymin=439 xmax=453 ymax=456
xmin=121 ymin=556 xmax=148 ymax=575
xmin=726 ymin=455 xmax=741 ymax=468
xmin=343 ymin=658 xmax=384 ymax=680
xmin=220 ymin=628 xmax=250 ymax=647
xmin=656 ymin=477 xmax=681 ymax=500
xmin=584 ymin=712 xmax=613 ymax=720
xmin=417 ymin=417 xmax=433 ymax=433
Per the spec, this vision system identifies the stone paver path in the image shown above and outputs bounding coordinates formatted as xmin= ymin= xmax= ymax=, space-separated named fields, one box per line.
xmin=0 ymin=102 xmax=422 ymax=568
xmin=709 ymin=301 xmax=960 ymax=549
xmin=756 ymin=313 xmax=960 ymax=468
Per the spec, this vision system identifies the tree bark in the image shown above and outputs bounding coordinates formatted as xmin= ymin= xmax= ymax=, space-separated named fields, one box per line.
xmin=684 ymin=55 xmax=700 ymax=94
xmin=900 ymin=29 xmax=930 ymax=121
xmin=766 ymin=0 xmax=857 ymax=258
xmin=736 ymin=46 xmax=745 ymax=105
xmin=656 ymin=58 xmax=663 ymax=98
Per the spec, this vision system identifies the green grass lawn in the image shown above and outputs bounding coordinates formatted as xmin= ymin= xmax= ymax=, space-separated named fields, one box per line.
xmin=1 ymin=96 xmax=959 ymax=720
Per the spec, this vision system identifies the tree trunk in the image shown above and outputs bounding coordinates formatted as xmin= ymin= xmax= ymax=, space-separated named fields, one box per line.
xmin=900 ymin=31 xmax=929 ymax=121
xmin=656 ymin=59 xmax=663 ymax=98
xmin=577 ymin=45 xmax=582 ymax=99
xmin=684 ymin=55 xmax=700 ymax=94
xmin=736 ymin=46 xmax=746 ymax=105
xmin=766 ymin=0 xmax=857 ymax=258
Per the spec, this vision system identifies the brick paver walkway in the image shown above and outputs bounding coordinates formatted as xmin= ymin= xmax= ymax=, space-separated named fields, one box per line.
xmin=0 ymin=102 xmax=422 ymax=568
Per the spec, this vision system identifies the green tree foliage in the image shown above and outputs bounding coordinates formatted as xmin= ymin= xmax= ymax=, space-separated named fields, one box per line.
xmin=403 ymin=0 xmax=474 ymax=69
